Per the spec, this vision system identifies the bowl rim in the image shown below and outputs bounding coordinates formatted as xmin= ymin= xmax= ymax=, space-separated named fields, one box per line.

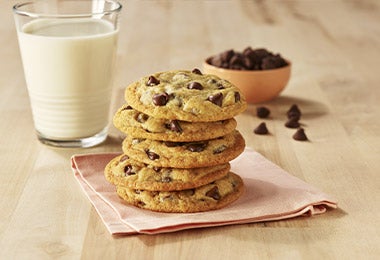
xmin=203 ymin=57 xmax=291 ymax=74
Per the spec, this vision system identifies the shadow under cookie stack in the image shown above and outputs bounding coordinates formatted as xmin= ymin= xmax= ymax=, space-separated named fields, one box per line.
xmin=105 ymin=69 xmax=247 ymax=213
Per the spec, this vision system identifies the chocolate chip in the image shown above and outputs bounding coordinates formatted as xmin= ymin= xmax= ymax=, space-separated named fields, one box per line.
xmin=229 ymin=53 xmax=244 ymax=67
xmin=146 ymin=75 xmax=160 ymax=86
xmin=187 ymin=82 xmax=203 ymax=90
xmin=124 ymin=165 xmax=135 ymax=176
xmin=135 ymin=112 xmax=149 ymax=123
xmin=287 ymin=104 xmax=301 ymax=119
xmin=234 ymin=92 xmax=241 ymax=102
xmin=261 ymin=55 xmax=287 ymax=70
xmin=256 ymin=106 xmax=270 ymax=118
xmin=220 ymin=49 xmax=234 ymax=62
xmin=163 ymin=141 xmax=183 ymax=147
xmin=122 ymin=105 xmax=133 ymax=110
xmin=145 ymin=150 xmax=160 ymax=160
xmin=254 ymin=122 xmax=269 ymax=135
xmin=186 ymin=142 xmax=207 ymax=152
xmin=207 ymin=93 xmax=223 ymax=107
xmin=293 ymin=128 xmax=308 ymax=141
xmin=285 ymin=117 xmax=300 ymax=128
xmin=207 ymin=47 xmax=287 ymax=70
xmin=192 ymin=68 xmax=202 ymax=75
xmin=206 ymin=186 xmax=221 ymax=200
xmin=217 ymin=83 xmax=225 ymax=89
xmin=153 ymin=166 xmax=161 ymax=172
xmin=152 ymin=92 xmax=169 ymax=106
xmin=167 ymin=120 xmax=182 ymax=133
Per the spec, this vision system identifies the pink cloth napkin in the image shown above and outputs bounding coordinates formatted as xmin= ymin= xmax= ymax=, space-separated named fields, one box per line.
xmin=71 ymin=148 xmax=337 ymax=235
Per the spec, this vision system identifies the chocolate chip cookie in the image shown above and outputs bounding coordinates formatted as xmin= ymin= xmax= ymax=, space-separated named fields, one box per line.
xmin=116 ymin=172 xmax=244 ymax=213
xmin=113 ymin=104 xmax=237 ymax=141
xmin=122 ymin=130 xmax=245 ymax=168
xmin=124 ymin=70 xmax=247 ymax=122
xmin=105 ymin=154 xmax=231 ymax=191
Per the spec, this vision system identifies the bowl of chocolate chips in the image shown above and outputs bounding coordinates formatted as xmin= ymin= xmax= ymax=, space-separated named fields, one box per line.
xmin=203 ymin=47 xmax=291 ymax=103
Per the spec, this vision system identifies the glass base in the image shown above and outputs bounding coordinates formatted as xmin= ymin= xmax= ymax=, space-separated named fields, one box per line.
xmin=37 ymin=127 xmax=108 ymax=148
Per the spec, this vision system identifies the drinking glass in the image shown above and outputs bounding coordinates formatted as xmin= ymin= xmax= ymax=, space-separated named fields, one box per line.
xmin=13 ymin=0 xmax=122 ymax=148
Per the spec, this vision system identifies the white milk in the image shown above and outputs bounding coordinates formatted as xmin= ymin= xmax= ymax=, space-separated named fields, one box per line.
xmin=17 ymin=18 xmax=118 ymax=139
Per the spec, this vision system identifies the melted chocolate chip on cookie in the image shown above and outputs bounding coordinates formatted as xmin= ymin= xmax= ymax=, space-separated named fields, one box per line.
xmin=166 ymin=120 xmax=183 ymax=133
xmin=207 ymin=92 xmax=223 ymax=107
xmin=187 ymin=81 xmax=203 ymax=90
xmin=152 ymin=93 xmax=169 ymax=106
xmin=186 ymin=142 xmax=208 ymax=152
xmin=145 ymin=150 xmax=160 ymax=160
xmin=191 ymin=68 xmax=202 ymax=75
xmin=124 ymin=165 xmax=136 ymax=176
xmin=146 ymin=75 xmax=160 ymax=86
xmin=206 ymin=186 xmax=221 ymax=200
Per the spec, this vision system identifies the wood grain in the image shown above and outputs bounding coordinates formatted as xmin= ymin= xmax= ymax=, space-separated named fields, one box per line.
xmin=1 ymin=0 xmax=379 ymax=259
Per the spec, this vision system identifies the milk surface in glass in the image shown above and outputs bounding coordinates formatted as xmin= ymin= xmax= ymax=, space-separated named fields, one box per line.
xmin=17 ymin=18 xmax=117 ymax=139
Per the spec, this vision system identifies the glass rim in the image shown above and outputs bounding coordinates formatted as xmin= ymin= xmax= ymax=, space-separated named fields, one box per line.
xmin=13 ymin=0 xmax=122 ymax=19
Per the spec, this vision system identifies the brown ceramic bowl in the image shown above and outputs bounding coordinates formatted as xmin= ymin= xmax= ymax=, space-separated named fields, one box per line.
xmin=203 ymin=58 xmax=291 ymax=103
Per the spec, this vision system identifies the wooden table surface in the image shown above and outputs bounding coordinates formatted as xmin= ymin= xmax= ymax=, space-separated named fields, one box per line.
xmin=1 ymin=0 xmax=379 ymax=259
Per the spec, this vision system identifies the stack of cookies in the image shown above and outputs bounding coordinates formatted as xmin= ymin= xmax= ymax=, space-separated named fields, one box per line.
xmin=105 ymin=69 xmax=247 ymax=213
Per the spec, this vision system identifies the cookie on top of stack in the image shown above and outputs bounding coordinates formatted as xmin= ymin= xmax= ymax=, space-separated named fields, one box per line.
xmin=105 ymin=69 xmax=247 ymax=213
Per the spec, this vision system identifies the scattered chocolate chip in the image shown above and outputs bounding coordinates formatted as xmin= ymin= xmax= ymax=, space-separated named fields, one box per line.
xmin=285 ymin=117 xmax=300 ymax=128
xmin=145 ymin=150 xmax=160 ymax=160
xmin=186 ymin=142 xmax=208 ymax=152
xmin=254 ymin=122 xmax=269 ymax=135
xmin=207 ymin=92 xmax=223 ymax=107
xmin=146 ymin=75 xmax=160 ymax=86
xmin=152 ymin=92 xmax=169 ymax=106
xmin=256 ymin=106 xmax=270 ymax=118
xmin=124 ymin=165 xmax=135 ymax=176
xmin=293 ymin=128 xmax=308 ymax=141
xmin=206 ymin=186 xmax=221 ymax=200
xmin=167 ymin=120 xmax=182 ymax=133
xmin=192 ymin=68 xmax=202 ymax=75
xmin=287 ymin=104 xmax=301 ymax=119
xmin=119 ymin=155 xmax=129 ymax=162
xmin=187 ymin=81 xmax=203 ymax=90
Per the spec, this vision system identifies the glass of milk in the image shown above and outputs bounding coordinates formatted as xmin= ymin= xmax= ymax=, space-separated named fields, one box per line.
xmin=13 ymin=0 xmax=122 ymax=148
